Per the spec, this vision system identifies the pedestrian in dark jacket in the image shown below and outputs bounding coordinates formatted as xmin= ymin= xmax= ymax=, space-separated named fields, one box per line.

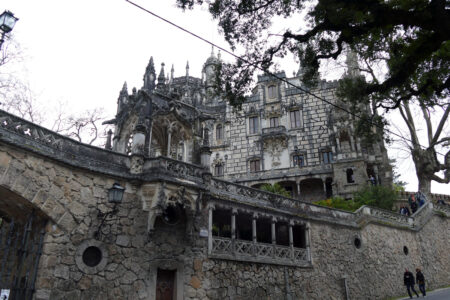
xmin=410 ymin=198 xmax=418 ymax=214
xmin=416 ymin=268 xmax=426 ymax=297
xmin=404 ymin=268 xmax=419 ymax=298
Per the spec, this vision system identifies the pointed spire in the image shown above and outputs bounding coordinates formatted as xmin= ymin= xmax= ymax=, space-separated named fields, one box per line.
xmin=157 ymin=63 xmax=166 ymax=88
xmin=211 ymin=45 xmax=215 ymax=57
xmin=143 ymin=56 xmax=156 ymax=90
xmin=186 ymin=61 xmax=190 ymax=77
xmin=171 ymin=64 xmax=174 ymax=81
xmin=119 ymin=81 xmax=128 ymax=97
xmin=117 ymin=81 xmax=128 ymax=112
xmin=217 ymin=50 xmax=221 ymax=61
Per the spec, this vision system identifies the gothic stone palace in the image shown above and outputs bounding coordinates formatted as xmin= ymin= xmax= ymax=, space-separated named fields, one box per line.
xmin=111 ymin=51 xmax=392 ymax=201
xmin=0 ymin=51 xmax=448 ymax=300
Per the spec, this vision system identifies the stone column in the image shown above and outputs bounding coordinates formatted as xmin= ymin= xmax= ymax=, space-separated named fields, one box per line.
xmin=305 ymin=223 xmax=311 ymax=263
xmin=252 ymin=213 xmax=257 ymax=256
xmin=167 ymin=124 xmax=173 ymax=156
xmin=271 ymin=217 xmax=276 ymax=258
xmin=231 ymin=209 xmax=237 ymax=254
xmin=289 ymin=221 xmax=294 ymax=260
xmin=208 ymin=205 xmax=214 ymax=255
xmin=296 ymin=181 xmax=301 ymax=200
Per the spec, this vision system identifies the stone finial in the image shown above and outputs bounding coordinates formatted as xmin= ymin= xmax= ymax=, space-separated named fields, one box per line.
xmin=171 ymin=64 xmax=174 ymax=82
xmin=105 ymin=129 xmax=113 ymax=150
xmin=143 ymin=56 xmax=156 ymax=90
xmin=157 ymin=63 xmax=166 ymax=88
xmin=186 ymin=61 xmax=189 ymax=77
xmin=217 ymin=50 xmax=221 ymax=60
xmin=117 ymin=81 xmax=128 ymax=112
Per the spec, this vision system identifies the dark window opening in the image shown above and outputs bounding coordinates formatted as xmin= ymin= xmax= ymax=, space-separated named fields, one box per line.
xmin=269 ymin=117 xmax=279 ymax=127
xmin=293 ymin=225 xmax=306 ymax=248
xmin=212 ymin=209 xmax=231 ymax=238
xmin=403 ymin=246 xmax=409 ymax=255
xmin=322 ymin=151 xmax=333 ymax=164
xmin=82 ymin=246 xmax=102 ymax=267
xmin=256 ymin=218 xmax=272 ymax=244
xmin=346 ymin=168 xmax=355 ymax=183
xmin=276 ymin=222 xmax=289 ymax=246
xmin=249 ymin=116 xmax=259 ymax=134
xmin=215 ymin=164 xmax=224 ymax=176
xmin=290 ymin=110 xmax=301 ymax=128
xmin=293 ymin=155 xmax=305 ymax=167
xmin=162 ymin=204 xmax=184 ymax=226
xmin=250 ymin=159 xmax=261 ymax=172
xmin=354 ymin=237 xmax=361 ymax=249
xmin=236 ymin=213 xmax=252 ymax=241
xmin=325 ymin=178 xmax=333 ymax=198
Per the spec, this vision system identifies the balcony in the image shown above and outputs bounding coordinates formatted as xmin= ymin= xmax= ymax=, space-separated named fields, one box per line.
xmin=210 ymin=236 xmax=311 ymax=267
xmin=261 ymin=126 xmax=288 ymax=140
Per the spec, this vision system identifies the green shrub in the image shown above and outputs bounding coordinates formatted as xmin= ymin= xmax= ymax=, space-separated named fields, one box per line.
xmin=314 ymin=185 xmax=398 ymax=212
xmin=260 ymin=183 xmax=291 ymax=198
xmin=314 ymin=197 xmax=360 ymax=212
xmin=353 ymin=185 xmax=397 ymax=211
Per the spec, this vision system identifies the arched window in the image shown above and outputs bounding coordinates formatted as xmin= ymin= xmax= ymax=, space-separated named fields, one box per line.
xmin=216 ymin=124 xmax=224 ymax=140
xmin=268 ymin=85 xmax=277 ymax=99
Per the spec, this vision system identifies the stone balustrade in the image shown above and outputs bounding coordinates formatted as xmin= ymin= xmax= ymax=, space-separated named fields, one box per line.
xmin=210 ymin=236 xmax=310 ymax=267
xmin=261 ymin=126 xmax=287 ymax=136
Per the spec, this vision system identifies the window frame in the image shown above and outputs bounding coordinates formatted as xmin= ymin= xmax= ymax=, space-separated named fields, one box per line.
xmin=289 ymin=110 xmax=302 ymax=129
xmin=214 ymin=164 xmax=224 ymax=176
xmin=249 ymin=116 xmax=259 ymax=134
xmin=268 ymin=85 xmax=277 ymax=99
xmin=292 ymin=154 xmax=305 ymax=167
xmin=216 ymin=124 xmax=224 ymax=140
xmin=269 ymin=116 xmax=279 ymax=128
xmin=249 ymin=159 xmax=261 ymax=173
xmin=321 ymin=151 xmax=333 ymax=164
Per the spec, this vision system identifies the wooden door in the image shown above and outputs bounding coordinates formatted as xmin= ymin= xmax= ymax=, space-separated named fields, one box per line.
xmin=156 ymin=269 xmax=175 ymax=300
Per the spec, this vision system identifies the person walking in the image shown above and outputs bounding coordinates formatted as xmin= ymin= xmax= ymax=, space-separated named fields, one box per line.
xmin=410 ymin=197 xmax=419 ymax=214
xmin=404 ymin=268 xmax=419 ymax=298
xmin=416 ymin=268 xmax=426 ymax=297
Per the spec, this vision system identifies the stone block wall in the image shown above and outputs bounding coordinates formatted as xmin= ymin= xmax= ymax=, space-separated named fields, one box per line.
xmin=0 ymin=143 xmax=448 ymax=300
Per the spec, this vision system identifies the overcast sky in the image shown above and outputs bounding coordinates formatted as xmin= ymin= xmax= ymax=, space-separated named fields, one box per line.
xmin=1 ymin=0 xmax=448 ymax=195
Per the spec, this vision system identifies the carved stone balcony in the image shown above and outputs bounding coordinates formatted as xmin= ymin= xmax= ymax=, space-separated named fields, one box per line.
xmin=210 ymin=236 xmax=310 ymax=267
xmin=262 ymin=126 xmax=287 ymax=137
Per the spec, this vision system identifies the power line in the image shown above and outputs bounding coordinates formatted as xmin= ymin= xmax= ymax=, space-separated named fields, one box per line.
xmin=124 ymin=0 xmax=446 ymax=157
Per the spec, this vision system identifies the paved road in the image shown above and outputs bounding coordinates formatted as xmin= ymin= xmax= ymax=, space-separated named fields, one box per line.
xmin=398 ymin=287 xmax=450 ymax=300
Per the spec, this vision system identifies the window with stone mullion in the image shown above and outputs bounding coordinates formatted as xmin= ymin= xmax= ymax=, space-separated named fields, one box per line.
xmin=269 ymin=117 xmax=279 ymax=128
xmin=249 ymin=116 xmax=259 ymax=134
xmin=290 ymin=110 xmax=301 ymax=128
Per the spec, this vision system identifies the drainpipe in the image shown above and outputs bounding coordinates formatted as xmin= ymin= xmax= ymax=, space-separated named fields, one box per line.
xmin=284 ymin=267 xmax=293 ymax=300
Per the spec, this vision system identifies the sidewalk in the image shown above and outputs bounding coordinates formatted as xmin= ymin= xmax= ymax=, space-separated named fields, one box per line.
xmin=393 ymin=286 xmax=450 ymax=300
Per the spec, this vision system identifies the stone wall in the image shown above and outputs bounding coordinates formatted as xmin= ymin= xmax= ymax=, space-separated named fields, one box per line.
xmin=0 ymin=141 xmax=448 ymax=300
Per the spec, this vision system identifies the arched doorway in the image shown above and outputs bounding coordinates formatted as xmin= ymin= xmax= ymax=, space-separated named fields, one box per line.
xmin=0 ymin=186 xmax=48 ymax=300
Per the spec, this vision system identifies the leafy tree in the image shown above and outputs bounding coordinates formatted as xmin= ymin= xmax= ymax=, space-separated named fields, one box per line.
xmin=177 ymin=0 xmax=450 ymax=194
xmin=260 ymin=183 xmax=291 ymax=198
xmin=177 ymin=0 xmax=449 ymax=108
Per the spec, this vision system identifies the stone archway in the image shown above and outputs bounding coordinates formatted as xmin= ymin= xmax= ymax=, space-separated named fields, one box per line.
xmin=0 ymin=186 xmax=49 ymax=300
xmin=299 ymin=178 xmax=325 ymax=202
